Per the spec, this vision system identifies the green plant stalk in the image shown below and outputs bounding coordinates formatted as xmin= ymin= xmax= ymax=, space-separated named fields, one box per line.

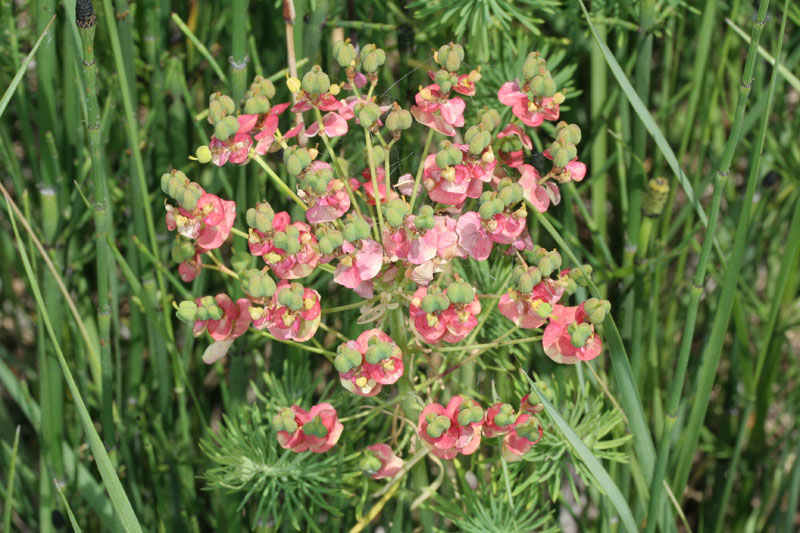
xmin=4 ymin=1 xmax=41 ymax=181
xmin=98 ymin=0 xmax=176 ymax=363
xmin=590 ymin=15 xmax=608 ymax=249
xmin=579 ymin=1 xmax=714 ymax=243
xmin=2 ymin=426 xmax=20 ymax=532
xmin=364 ymin=129 xmax=385 ymax=239
xmin=77 ymin=6 xmax=115 ymax=444
xmin=753 ymin=196 xmax=800 ymax=433
xmin=644 ymin=169 xmax=725 ymax=530
xmin=670 ymin=0 xmax=772 ymax=503
xmin=36 ymin=0 xmax=59 ymax=149
xmin=408 ymin=128 xmax=434 ymax=212
xmin=0 ymin=357 xmax=116 ymax=529
xmin=387 ymin=306 xmax=434 ymax=530
xmin=627 ymin=0 xmax=654 ymax=246
xmin=710 ymin=8 xmax=792 ymax=525
xmin=6 ymin=198 xmax=144 ymax=533
xmin=659 ymin=0 xmax=717 ymax=241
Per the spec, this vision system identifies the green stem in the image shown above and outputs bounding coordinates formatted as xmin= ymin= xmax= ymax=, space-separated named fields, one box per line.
xmin=364 ymin=128 xmax=385 ymax=240
xmin=77 ymin=3 xmax=114 ymax=443
xmin=669 ymin=0 xmax=774 ymax=506
xmin=313 ymin=107 xmax=365 ymax=220
xmin=251 ymin=153 xmax=308 ymax=210
xmin=408 ymin=128 xmax=434 ymax=212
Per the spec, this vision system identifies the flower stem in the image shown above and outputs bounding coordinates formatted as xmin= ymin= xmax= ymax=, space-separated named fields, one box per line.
xmin=313 ymin=108 xmax=366 ymax=222
xmin=364 ymin=128 xmax=385 ymax=240
xmin=251 ymin=152 xmax=308 ymax=210
xmin=408 ymin=128 xmax=434 ymax=211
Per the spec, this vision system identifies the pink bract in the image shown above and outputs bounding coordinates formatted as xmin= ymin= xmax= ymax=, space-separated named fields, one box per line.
xmin=365 ymin=444 xmax=404 ymax=479
xmin=411 ymin=84 xmax=465 ymax=137
xmin=333 ymin=239 xmax=384 ymax=297
xmin=497 ymin=81 xmax=559 ymax=128
xmin=503 ymin=413 xmax=543 ymax=460
xmin=519 ymin=164 xmax=561 ymax=213
xmin=542 ymin=304 xmax=603 ymax=364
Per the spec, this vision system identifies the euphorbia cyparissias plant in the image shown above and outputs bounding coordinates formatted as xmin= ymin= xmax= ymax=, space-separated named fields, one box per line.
xmin=161 ymin=43 xmax=610 ymax=465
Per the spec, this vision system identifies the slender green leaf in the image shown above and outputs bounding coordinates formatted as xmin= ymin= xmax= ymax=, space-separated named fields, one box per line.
xmin=524 ymin=373 xmax=638 ymax=533
xmin=0 ymin=15 xmax=56 ymax=121
xmin=5 ymin=196 xmax=144 ymax=533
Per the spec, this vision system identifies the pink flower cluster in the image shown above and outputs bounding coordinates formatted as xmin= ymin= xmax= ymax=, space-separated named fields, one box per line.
xmin=335 ymin=329 xmax=404 ymax=397
xmin=160 ymin=43 xmax=609 ymax=467
xmin=497 ymin=256 xmax=609 ymax=364
xmin=416 ymin=393 xmax=544 ymax=461
xmin=418 ymin=396 xmax=485 ymax=459
xmin=408 ymin=284 xmax=480 ymax=344
xmin=249 ymin=280 xmax=321 ymax=342
xmin=274 ymin=403 xmax=343 ymax=454
xmin=161 ymin=171 xmax=236 ymax=281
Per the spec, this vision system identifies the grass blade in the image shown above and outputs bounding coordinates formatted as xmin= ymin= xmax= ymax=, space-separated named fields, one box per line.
xmin=534 ymin=210 xmax=656 ymax=484
xmin=0 ymin=15 xmax=56 ymax=121
xmin=578 ymin=1 xmax=710 ymax=232
xmin=724 ymin=17 xmax=800 ymax=92
xmin=4 ymin=196 xmax=144 ymax=533
xmin=2 ymin=426 xmax=21 ymax=532
xmin=54 ymin=480 xmax=84 ymax=533
xmin=524 ymin=373 xmax=638 ymax=533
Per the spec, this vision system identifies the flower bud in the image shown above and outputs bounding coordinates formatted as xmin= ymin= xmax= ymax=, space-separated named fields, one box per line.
xmin=498 ymin=183 xmax=523 ymax=206
xmin=493 ymin=404 xmax=516 ymax=427
xmin=272 ymin=408 xmax=298 ymax=433
xmin=302 ymin=415 xmax=329 ymax=438
xmin=568 ymin=265 xmax=592 ymax=286
xmin=286 ymin=76 xmax=301 ymax=93
xmin=568 ymin=322 xmax=594 ymax=348
xmin=425 ymin=413 xmax=451 ymax=438
xmin=208 ymin=100 xmax=225 ymax=124
xmin=360 ymin=44 xmax=386 ymax=73
xmin=335 ymin=345 xmax=363 ymax=373
xmin=318 ymin=230 xmax=344 ymax=255
xmin=195 ymin=145 xmax=212 ymax=164
xmin=457 ymin=400 xmax=484 ymax=426
xmin=414 ymin=206 xmax=436 ymax=230
xmin=583 ymin=298 xmax=611 ymax=325
xmin=333 ymin=40 xmax=357 ymax=68
xmin=214 ymin=115 xmax=241 ymax=142
xmin=240 ymin=269 xmax=277 ymax=299
xmin=244 ymin=94 xmax=270 ymax=115
xmin=284 ymin=147 xmax=313 ymax=177
xmin=356 ymin=102 xmax=382 ymax=128
xmin=386 ymin=108 xmax=412 ymax=132
xmin=517 ymin=268 xmax=541 ymax=293
xmin=515 ymin=416 xmax=542 ymax=442
xmin=555 ymin=121 xmax=581 ymax=144
xmin=384 ymin=199 xmax=410 ymax=227
xmin=359 ymin=453 xmax=382 ymax=476
xmin=342 ymin=218 xmax=371 ymax=242
xmin=246 ymin=203 xmax=275 ymax=234
xmin=171 ymin=240 xmax=196 ymax=263
xmin=176 ymin=300 xmax=198 ymax=323
xmin=446 ymin=281 xmax=475 ymax=304
xmin=365 ymin=341 xmax=393 ymax=364
xmin=302 ymin=65 xmax=331 ymax=94
xmin=249 ymin=76 xmax=276 ymax=99
xmin=277 ymin=286 xmax=304 ymax=311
